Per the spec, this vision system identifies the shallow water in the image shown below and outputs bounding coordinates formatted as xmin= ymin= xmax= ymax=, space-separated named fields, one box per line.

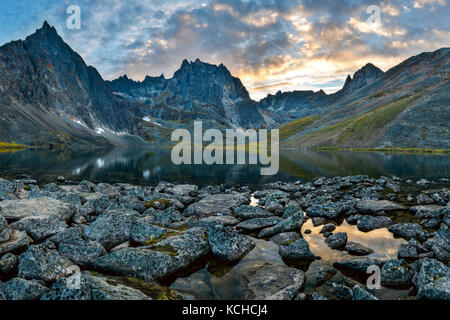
xmin=0 ymin=147 xmax=448 ymax=186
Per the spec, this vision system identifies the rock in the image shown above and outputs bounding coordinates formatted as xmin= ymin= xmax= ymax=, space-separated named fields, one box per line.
xmin=306 ymin=202 xmax=345 ymax=220
xmin=167 ymin=184 xmax=198 ymax=197
xmin=94 ymin=228 xmax=210 ymax=281
xmin=233 ymin=205 xmax=273 ymax=219
xmin=345 ymin=242 xmax=374 ymax=256
xmin=417 ymin=193 xmax=434 ymax=205
xmin=333 ymin=259 xmax=384 ymax=275
xmin=416 ymin=258 xmax=450 ymax=300
xmin=282 ymin=202 xmax=302 ymax=219
xmin=346 ymin=215 xmax=361 ymax=225
xmin=408 ymin=238 xmax=428 ymax=254
xmin=319 ymin=223 xmax=336 ymax=234
xmin=207 ymin=225 xmax=255 ymax=262
xmin=311 ymin=217 xmax=327 ymax=227
xmin=424 ymin=225 xmax=450 ymax=262
xmin=56 ymin=176 xmax=66 ymax=183
xmin=357 ymin=215 xmax=393 ymax=232
xmin=279 ymin=239 xmax=315 ymax=261
xmin=315 ymin=267 xmax=337 ymax=286
xmin=388 ymin=223 xmax=424 ymax=240
xmin=381 ymin=259 xmax=414 ymax=287
xmin=0 ymin=230 xmax=32 ymax=256
xmin=198 ymin=216 xmax=239 ymax=227
xmin=416 ymin=179 xmax=430 ymax=186
xmin=325 ymin=232 xmax=347 ymax=250
xmin=0 ymin=215 xmax=10 ymax=243
xmin=185 ymin=193 xmax=249 ymax=216
xmin=0 ymin=278 xmax=48 ymax=300
xmin=0 ymin=198 xmax=75 ymax=221
xmin=129 ymin=216 xmax=170 ymax=245
xmin=327 ymin=282 xmax=354 ymax=300
xmin=356 ymin=200 xmax=405 ymax=214
xmin=41 ymin=272 xmax=149 ymax=300
xmin=240 ymin=264 xmax=305 ymax=300
xmin=411 ymin=205 xmax=444 ymax=218
xmin=258 ymin=212 xmax=304 ymax=238
xmin=398 ymin=244 xmax=419 ymax=260
xmin=352 ymin=285 xmax=378 ymax=300
xmin=269 ymin=232 xmax=300 ymax=246
xmin=18 ymin=244 xmax=75 ymax=282
xmin=304 ymin=229 xmax=311 ymax=234
xmin=84 ymin=210 xmax=138 ymax=250
xmin=10 ymin=216 xmax=67 ymax=242
xmin=236 ymin=217 xmax=282 ymax=232
xmin=59 ymin=240 xmax=107 ymax=267
xmin=0 ymin=253 xmax=18 ymax=273
xmin=145 ymin=206 xmax=184 ymax=228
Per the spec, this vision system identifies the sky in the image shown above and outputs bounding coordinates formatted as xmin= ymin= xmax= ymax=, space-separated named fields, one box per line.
xmin=0 ymin=0 xmax=449 ymax=100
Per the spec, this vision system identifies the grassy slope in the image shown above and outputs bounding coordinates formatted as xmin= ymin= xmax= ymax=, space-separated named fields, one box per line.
xmin=278 ymin=116 xmax=319 ymax=140
xmin=283 ymin=94 xmax=421 ymax=148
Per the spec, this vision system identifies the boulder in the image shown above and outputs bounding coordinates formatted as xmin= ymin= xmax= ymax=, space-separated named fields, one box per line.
xmin=10 ymin=216 xmax=67 ymax=242
xmin=356 ymin=200 xmax=405 ymax=214
xmin=381 ymin=259 xmax=414 ymax=287
xmin=333 ymin=259 xmax=385 ymax=275
xmin=269 ymin=232 xmax=301 ymax=246
xmin=0 ymin=278 xmax=48 ymax=300
xmin=185 ymin=193 xmax=249 ymax=216
xmin=319 ymin=224 xmax=336 ymax=234
xmin=398 ymin=244 xmax=419 ymax=260
xmin=233 ymin=205 xmax=273 ymax=219
xmin=0 ymin=215 xmax=10 ymax=243
xmin=357 ymin=216 xmax=393 ymax=232
xmin=0 ymin=253 xmax=18 ymax=273
xmin=41 ymin=272 xmax=150 ymax=300
xmin=345 ymin=242 xmax=374 ymax=256
xmin=236 ymin=217 xmax=282 ymax=232
xmin=325 ymin=232 xmax=347 ymax=250
xmin=59 ymin=240 xmax=107 ymax=267
xmin=129 ymin=216 xmax=170 ymax=245
xmin=0 ymin=230 xmax=32 ymax=256
xmin=416 ymin=258 xmax=450 ymax=300
xmin=258 ymin=212 xmax=304 ymax=238
xmin=0 ymin=198 xmax=75 ymax=221
xmin=279 ymin=239 xmax=315 ymax=261
xmin=352 ymin=285 xmax=378 ymax=300
xmin=388 ymin=223 xmax=424 ymax=240
xmin=207 ymin=225 xmax=255 ymax=262
xmin=306 ymin=202 xmax=345 ymax=220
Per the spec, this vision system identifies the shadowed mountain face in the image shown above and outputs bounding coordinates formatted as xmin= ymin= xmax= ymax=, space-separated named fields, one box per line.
xmin=0 ymin=21 xmax=448 ymax=149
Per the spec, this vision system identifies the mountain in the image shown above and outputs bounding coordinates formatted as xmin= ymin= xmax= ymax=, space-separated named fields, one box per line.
xmin=0 ymin=21 xmax=448 ymax=149
xmin=107 ymin=58 xmax=264 ymax=129
xmin=0 ymin=22 xmax=141 ymax=148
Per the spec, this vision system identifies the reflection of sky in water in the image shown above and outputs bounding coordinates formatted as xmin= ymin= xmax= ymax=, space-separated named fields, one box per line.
xmin=171 ymin=219 xmax=409 ymax=300
xmin=143 ymin=170 xmax=150 ymax=179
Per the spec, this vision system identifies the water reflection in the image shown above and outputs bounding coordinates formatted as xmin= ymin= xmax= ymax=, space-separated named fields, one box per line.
xmin=0 ymin=147 xmax=448 ymax=186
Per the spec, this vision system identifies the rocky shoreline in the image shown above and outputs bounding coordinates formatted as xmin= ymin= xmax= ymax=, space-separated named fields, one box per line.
xmin=0 ymin=175 xmax=449 ymax=300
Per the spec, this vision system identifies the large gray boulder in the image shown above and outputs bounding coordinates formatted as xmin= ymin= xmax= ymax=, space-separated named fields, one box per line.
xmin=185 ymin=193 xmax=249 ymax=216
xmin=388 ymin=223 xmax=424 ymax=240
xmin=381 ymin=259 xmax=414 ymax=287
xmin=345 ymin=241 xmax=374 ymax=256
xmin=306 ymin=202 xmax=345 ymax=220
xmin=258 ymin=212 xmax=304 ymax=238
xmin=333 ymin=258 xmax=385 ymax=275
xmin=236 ymin=217 xmax=282 ymax=232
xmin=10 ymin=216 xmax=67 ymax=242
xmin=207 ymin=225 xmax=255 ymax=262
xmin=233 ymin=205 xmax=273 ymax=219
xmin=325 ymin=232 xmax=347 ymax=250
xmin=0 ymin=198 xmax=75 ymax=221
xmin=18 ymin=243 xmax=75 ymax=282
xmin=357 ymin=216 xmax=393 ymax=232
xmin=84 ymin=210 xmax=138 ymax=250
xmin=356 ymin=200 xmax=405 ymax=214
xmin=416 ymin=258 xmax=450 ymax=300
xmin=129 ymin=216 xmax=170 ymax=245
xmin=59 ymin=240 xmax=107 ymax=267
xmin=41 ymin=272 xmax=150 ymax=300
xmin=269 ymin=232 xmax=300 ymax=246
xmin=0 ymin=278 xmax=48 ymax=300
xmin=279 ymin=239 xmax=315 ymax=261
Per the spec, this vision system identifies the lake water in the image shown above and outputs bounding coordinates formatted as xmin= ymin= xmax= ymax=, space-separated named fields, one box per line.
xmin=0 ymin=147 xmax=448 ymax=186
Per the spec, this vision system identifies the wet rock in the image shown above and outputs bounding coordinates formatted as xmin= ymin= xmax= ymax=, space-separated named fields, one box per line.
xmin=240 ymin=264 xmax=305 ymax=300
xmin=327 ymin=282 xmax=354 ymax=300
xmin=411 ymin=205 xmax=444 ymax=218
xmin=84 ymin=210 xmax=138 ymax=250
xmin=0 ymin=253 xmax=18 ymax=273
xmin=0 ymin=215 xmax=10 ymax=243
xmin=0 ymin=278 xmax=48 ymax=300
xmin=333 ymin=259 xmax=385 ymax=275
xmin=145 ymin=206 xmax=184 ymax=228
xmin=198 ymin=216 xmax=239 ymax=227
xmin=18 ymin=243 xmax=75 ymax=282
xmin=398 ymin=244 xmax=419 ymax=260
xmin=10 ymin=216 xmax=67 ymax=242
xmin=185 ymin=193 xmax=249 ymax=216
xmin=269 ymin=232 xmax=300 ymax=246
xmin=59 ymin=240 xmax=107 ymax=267
xmin=236 ymin=217 xmax=282 ymax=232
xmin=381 ymin=259 xmax=414 ymax=287
xmin=129 ymin=216 xmax=170 ymax=245
xmin=41 ymin=272 xmax=150 ymax=300
xmin=0 ymin=197 xmax=75 ymax=221
xmin=306 ymin=202 xmax=345 ymax=220
xmin=282 ymin=201 xmax=302 ymax=219
xmin=325 ymin=232 xmax=347 ymax=250
xmin=264 ymin=194 xmax=284 ymax=215
xmin=0 ymin=230 xmax=32 ymax=256
xmin=311 ymin=217 xmax=327 ymax=227
xmin=311 ymin=292 xmax=327 ymax=300
xmin=416 ymin=258 xmax=450 ymax=300
xmin=233 ymin=205 xmax=273 ymax=219
xmin=408 ymin=238 xmax=428 ymax=254
xmin=319 ymin=223 xmax=336 ymax=234
xmin=346 ymin=215 xmax=361 ymax=225
xmin=258 ymin=212 xmax=304 ymax=238
xmin=357 ymin=215 xmax=393 ymax=232
xmin=345 ymin=242 xmax=374 ymax=256
xmin=424 ymin=225 xmax=450 ymax=262
xmin=352 ymin=285 xmax=377 ymax=300
xmin=356 ymin=200 xmax=405 ymax=214
xmin=279 ymin=239 xmax=315 ymax=261
xmin=208 ymin=225 xmax=255 ymax=262
xmin=420 ymin=218 xmax=442 ymax=229
xmin=388 ymin=223 xmax=424 ymax=240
